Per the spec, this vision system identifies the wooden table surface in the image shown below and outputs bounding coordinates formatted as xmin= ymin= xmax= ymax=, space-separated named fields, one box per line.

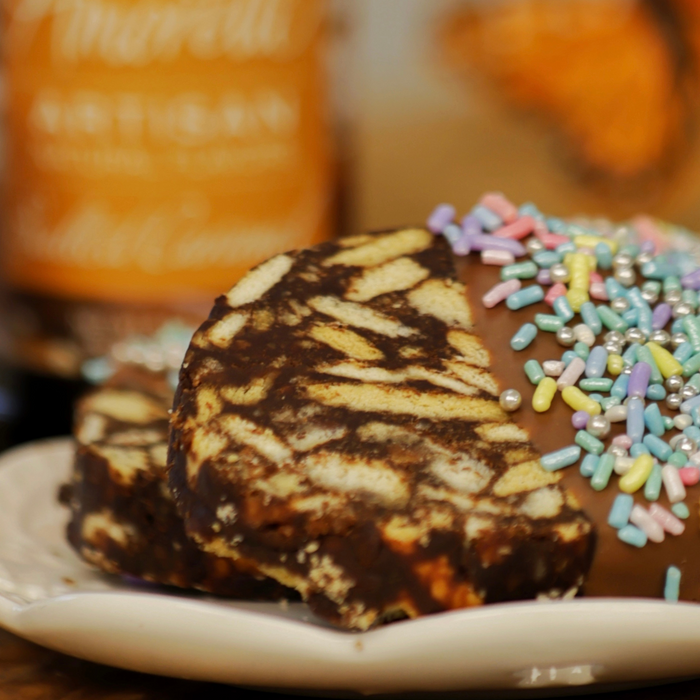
xmin=0 ymin=626 xmax=696 ymax=700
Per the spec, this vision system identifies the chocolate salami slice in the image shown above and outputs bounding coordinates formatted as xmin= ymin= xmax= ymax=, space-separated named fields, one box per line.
xmin=66 ymin=366 xmax=290 ymax=599
xmin=168 ymin=229 xmax=594 ymax=630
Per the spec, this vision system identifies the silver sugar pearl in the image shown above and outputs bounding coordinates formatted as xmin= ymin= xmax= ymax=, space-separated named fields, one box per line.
xmin=614 ymin=267 xmax=636 ymax=287
xmin=610 ymin=296 xmax=630 ymax=313
xmin=549 ymin=263 xmax=570 ymax=284
xmin=607 ymin=444 xmax=628 ymax=458
xmin=499 ymin=388 xmax=522 ymax=412
xmin=612 ymin=252 xmax=634 ymax=268
xmin=681 ymin=384 xmax=698 ymax=400
xmin=556 ymin=326 xmax=576 ymax=347
xmin=526 ymin=238 xmax=545 ymax=256
xmin=586 ymin=414 xmax=611 ymax=439
xmin=648 ymin=329 xmax=670 ymax=347
xmin=604 ymin=330 xmax=626 ymax=346
xmin=640 ymin=288 xmax=659 ymax=305
xmin=625 ymin=327 xmax=647 ymax=344
xmin=666 ymin=393 xmax=683 ymax=411
xmin=602 ymin=340 xmax=623 ymax=355
xmin=671 ymin=332 xmax=689 ymax=349
xmin=676 ymin=436 xmax=697 ymax=458
xmin=665 ymin=289 xmax=683 ymax=305
xmin=635 ymin=251 xmax=654 ymax=266
xmin=665 ymin=375 xmax=685 ymax=393
xmin=672 ymin=301 xmax=694 ymax=319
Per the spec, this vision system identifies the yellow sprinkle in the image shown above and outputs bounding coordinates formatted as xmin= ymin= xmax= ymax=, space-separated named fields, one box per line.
xmin=645 ymin=341 xmax=683 ymax=379
xmin=561 ymin=385 xmax=601 ymax=415
xmin=607 ymin=354 xmax=624 ymax=376
xmin=532 ymin=377 xmax=557 ymax=413
xmin=619 ymin=454 xmax=654 ymax=493
xmin=574 ymin=235 xmax=618 ymax=254
xmin=566 ymin=288 xmax=590 ymax=313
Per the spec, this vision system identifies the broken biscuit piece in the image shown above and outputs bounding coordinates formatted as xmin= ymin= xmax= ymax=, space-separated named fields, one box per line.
xmin=168 ymin=230 xmax=594 ymax=630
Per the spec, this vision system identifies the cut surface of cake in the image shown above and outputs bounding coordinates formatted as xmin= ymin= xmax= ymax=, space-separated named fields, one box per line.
xmin=66 ymin=366 xmax=290 ymax=599
xmin=168 ymin=228 xmax=595 ymax=630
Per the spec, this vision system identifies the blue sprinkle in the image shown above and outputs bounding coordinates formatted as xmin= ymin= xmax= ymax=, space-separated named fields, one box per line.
xmin=540 ymin=445 xmax=582 ymax=472
xmin=585 ymin=346 xmax=608 ymax=378
xmin=595 ymin=242 xmax=613 ymax=270
xmin=680 ymin=394 xmax=700 ymax=414
xmin=672 ymin=318 xmax=686 ymax=334
xmin=553 ymin=296 xmax=574 ymax=322
xmin=630 ymin=443 xmax=651 ymax=457
xmin=561 ymin=350 xmax=578 ymax=366
xmin=622 ymin=343 xmax=640 ymax=367
xmin=643 ymin=434 xmax=673 ymax=461
xmin=622 ymin=308 xmax=639 ymax=327
xmin=664 ymin=566 xmax=681 ymax=602
xmin=683 ymin=425 xmax=700 ymax=441
xmin=511 ymin=323 xmax=538 ymax=351
xmin=606 ymin=277 xmax=628 ymax=300
xmin=637 ymin=307 xmax=653 ymax=337
xmin=611 ymin=373 xmax=630 ymax=399
xmin=506 ymin=285 xmax=545 ymax=310
xmin=608 ymin=494 xmax=634 ymax=529
xmin=547 ymin=217 xmax=567 ymax=233
xmin=644 ymin=402 xmax=665 ymax=436
xmin=580 ymin=302 xmax=603 ymax=334
xmin=532 ymin=250 xmax=562 ymax=268
xmin=627 ymin=396 xmax=645 ymax=444
xmin=646 ymin=384 xmax=666 ymax=401
xmin=442 ymin=223 xmax=462 ymax=245
xmin=588 ymin=393 xmax=604 ymax=403
xmin=618 ymin=524 xmax=648 ymax=548
xmin=627 ymin=287 xmax=650 ymax=312
xmin=674 ymin=342 xmax=694 ymax=364
xmin=471 ymin=204 xmax=502 ymax=231
xmin=556 ymin=241 xmax=577 ymax=255
xmin=580 ymin=454 xmax=599 ymax=478
xmin=519 ymin=202 xmax=542 ymax=218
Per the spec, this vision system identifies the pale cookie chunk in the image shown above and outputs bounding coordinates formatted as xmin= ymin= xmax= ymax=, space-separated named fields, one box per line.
xmin=64 ymin=366 xmax=289 ymax=600
xmin=169 ymin=230 xmax=594 ymax=630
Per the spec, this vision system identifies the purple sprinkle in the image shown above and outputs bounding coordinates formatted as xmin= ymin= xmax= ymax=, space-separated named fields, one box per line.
xmin=681 ymin=268 xmax=700 ymax=290
xmin=640 ymin=240 xmax=656 ymax=254
xmin=427 ymin=203 xmax=456 ymax=234
xmin=651 ymin=302 xmax=672 ymax=330
xmin=537 ymin=268 xmax=552 ymax=285
xmin=461 ymin=214 xmax=482 ymax=237
xmin=628 ymin=361 xmax=651 ymax=399
xmin=572 ymin=410 xmax=590 ymax=430
xmin=465 ymin=233 xmax=526 ymax=257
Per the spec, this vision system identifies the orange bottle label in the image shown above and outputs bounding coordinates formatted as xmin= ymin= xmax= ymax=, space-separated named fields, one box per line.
xmin=1 ymin=0 xmax=331 ymax=304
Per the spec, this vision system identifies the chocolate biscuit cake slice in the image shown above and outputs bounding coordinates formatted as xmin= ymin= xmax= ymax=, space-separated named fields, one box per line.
xmin=168 ymin=229 xmax=595 ymax=630
xmin=66 ymin=366 xmax=289 ymax=598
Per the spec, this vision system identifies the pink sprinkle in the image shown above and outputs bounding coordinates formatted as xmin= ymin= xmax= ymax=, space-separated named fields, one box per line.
xmin=630 ymin=505 xmax=665 ymax=543
xmin=480 ymin=193 xmax=518 ymax=224
xmin=492 ymin=216 xmax=536 ymax=240
xmin=535 ymin=230 xmax=569 ymax=249
xmin=589 ymin=271 xmax=604 ymax=284
xmin=633 ymin=214 xmax=669 ymax=253
xmin=577 ymin=247 xmax=595 ymax=256
xmin=648 ymin=503 xmax=685 ymax=536
xmin=482 ymin=279 xmax=522 ymax=309
xmin=590 ymin=282 xmax=608 ymax=301
xmin=545 ymin=283 xmax=567 ymax=306
xmin=679 ymin=467 xmax=700 ymax=486
xmin=612 ymin=434 xmax=633 ymax=449
xmin=481 ymin=249 xmax=515 ymax=266
xmin=533 ymin=218 xmax=549 ymax=236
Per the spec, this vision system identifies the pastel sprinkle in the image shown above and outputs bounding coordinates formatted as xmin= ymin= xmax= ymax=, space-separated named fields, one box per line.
xmin=591 ymin=453 xmax=615 ymax=490
xmin=664 ymin=566 xmax=681 ymax=602
xmin=649 ymin=503 xmax=685 ymax=536
xmin=482 ymin=279 xmax=522 ymax=308
xmin=608 ymin=494 xmax=634 ymax=529
xmin=481 ymin=249 xmax=515 ymax=266
xmin=524 ymin=359 xmax=545 ymax=385
xmin=557 ymin=357 xmax=586 ymax=390
xmin=617 ymin=524 xmax=647 ymax=548
xmin=580 ymin=453 xmax=599 ymax=478
xmin=540 ymin=445 xmax=581 ymax=472
xmin=661 ymin=464 xmax=687 ymax=503
xmin=619 ymin=453 xmax=654 ymax=493
xmin=506 ymin=285 xmax=545 ymax=310
xmin=645 ymin=342 xmax=683 ymax=379
xmin=643 ymin=434 xmax=672 ymax=462
xmin=427 ymin=203 xmax=455 ymax=233
xmin=571 ymin=410 xmax=590 ymax=430
xmin=643 ymin=463 xmax=663 ymax=502
xmin=629 ymin=505 xmax=665 ymax=543
xmin=562 ymin=386 xmax=601 ymax=415
xmin=671 ymin=502 xmax=690 ymax=519
xmin=575 ymin=430 xmax=604 ymax=455
xmin=511 ymin=323 xmax=538 ymax=351
xmin=532 ymin=377 xmax=558 ymax=413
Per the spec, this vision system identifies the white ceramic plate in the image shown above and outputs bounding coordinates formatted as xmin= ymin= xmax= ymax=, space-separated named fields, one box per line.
xmin=0 ymin=438 xmax=699 ymax=696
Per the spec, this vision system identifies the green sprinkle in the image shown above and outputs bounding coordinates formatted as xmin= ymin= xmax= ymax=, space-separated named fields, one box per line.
xmin=511 ymin=323 xmax=538 ymax=351
xmin=644 ymin=463 xmax=663 ymax=502
xmin=501 ymin=261 xmax=538 ymax=281
xmin=535 ymin=313 xmax=564 ymax=332
xmin=591 ymin=453 xmax=615 ymax=490
xmin=596 ymin=305 xmax=628 ymax=333
xmin=668 ymin=451 xmax=688 ymax=467
xmin=574 ymin=342 xmax=590 ymax=360
xmin=579 ymin=377 xmax=613 ymax=392
xmin=637 ymin=345 xmax=663 ymax=385
xmin=524 ymin=359 xmax=545 ymax=385
xmin=682 ymin=289 xmax=698 ymax=309
xmin=532 ymin=251 xmax=561 ymax=268
xmin=600 ymin=395 xmax=621 ymax=411
xmin=575 ymin=430 xmax=605 ymax=455
xmin=663 ymin=416 xmax=675 ymax=431
xmin=682 ymin=352 xmax=700 ymax=378
xmin=672 ymin=502 xmax=690 ymax=519
xmin=682 ymin=317 xmax=700 ymax=353
xmin=663 ymin=275 xmax=681 ymax=292
xmin=688 ymin=374 xmax=700 ymax=393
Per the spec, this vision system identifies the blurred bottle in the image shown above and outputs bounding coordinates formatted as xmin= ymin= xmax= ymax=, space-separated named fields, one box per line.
xmin=0 ymin=0 xmax=332 ymax=443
